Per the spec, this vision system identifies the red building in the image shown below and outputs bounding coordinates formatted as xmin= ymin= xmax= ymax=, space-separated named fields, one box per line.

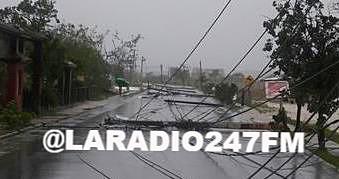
xmin=0 ymin=24 xmax=44 ymax=112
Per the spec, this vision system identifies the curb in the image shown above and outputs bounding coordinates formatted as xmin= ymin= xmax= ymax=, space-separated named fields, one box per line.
xmin=0 ymin=123 xmax=42 ymax=140
xmin=0 ymin=91 xmax=142 ymax=140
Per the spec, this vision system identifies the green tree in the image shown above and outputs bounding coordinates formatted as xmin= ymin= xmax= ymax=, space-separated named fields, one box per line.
xmin=104 ymin=32 xmax=142 ymax=81
xmin=46 ymin=23 xmax=111 ymax=89
xmin=264 ymin=0 xmax=339 ymax=149
xmin=215 ymin=83 xmax=238 ymax=105
xmin=0 ymin=0 xmax=143 ymax=109
xmin=0 ymin=0 xmax=59 ymax=32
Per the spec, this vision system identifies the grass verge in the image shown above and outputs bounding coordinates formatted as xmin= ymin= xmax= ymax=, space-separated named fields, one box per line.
xmin=286 ymin=118 xmax=339 ymax=169
xmin=287 ymin=119 xmax=339 ymax=144
xmin=311 ymin=149 xmax=339 ymax=170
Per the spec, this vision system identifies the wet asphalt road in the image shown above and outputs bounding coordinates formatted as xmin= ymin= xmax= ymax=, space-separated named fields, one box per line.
xmin=0 ymin=93 xmax=338 ymax=179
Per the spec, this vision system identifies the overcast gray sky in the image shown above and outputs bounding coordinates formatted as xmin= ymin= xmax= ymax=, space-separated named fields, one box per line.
xmin=0 ymin=0 xmax=336 ymax=74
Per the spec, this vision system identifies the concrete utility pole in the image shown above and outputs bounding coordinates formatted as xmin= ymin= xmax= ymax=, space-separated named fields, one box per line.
xmin=160 ymin=64 xmax=163 ymax=83
xmin=140 ymin=57 xmax=146 ymax=84
xmin=199 ymin=61 xmax=203 ymax=90
xmin=131 ymin=50 xmax=136 ymax=84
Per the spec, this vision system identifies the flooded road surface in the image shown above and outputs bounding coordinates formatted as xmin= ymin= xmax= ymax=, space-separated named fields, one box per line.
xmin=0 ymin=93 xmax=338 ymax=179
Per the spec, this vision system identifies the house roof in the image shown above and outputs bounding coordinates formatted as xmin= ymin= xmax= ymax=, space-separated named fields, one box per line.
xmin=0 ymin=23 xmax=46 ymax=41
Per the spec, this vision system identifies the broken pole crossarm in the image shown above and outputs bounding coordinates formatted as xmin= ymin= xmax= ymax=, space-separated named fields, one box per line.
xmin=164 ymin=99 xmax=224 ymax=107
xmin=149 ymin=87 xmax=214 ymax=97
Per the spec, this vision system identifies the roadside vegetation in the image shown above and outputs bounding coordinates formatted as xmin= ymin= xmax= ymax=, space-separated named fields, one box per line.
xmin=0 ymin=101 xmax=35 ymax=130
xmin=311 ymin=148 xmax=339 ymax=170
xmin=264 ymin=0 xmax=339 ymax=149
xmin=0 ymin=0 xmax=143 ymax=129
xmin=255 ymin=0 xmax=339 ymax=168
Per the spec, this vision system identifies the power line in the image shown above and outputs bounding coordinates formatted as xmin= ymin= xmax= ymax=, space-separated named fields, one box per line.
xmin=180 ymin=30 xmax=272 ymax=121
xmin=194 ymin=65 xmax=274 ymax=123
xmin=132 ymin=0 xmax=233 ymax=120
xmin=141 ymin=0 xmax=282 ymax=122
xmin=179 ymin=0 xmax=318 ymax=122
xmin=77 ymin=154 xmax=112 ymax=179
xmin=214 ymin=59 xmax=339 ymax=125
xmin=267 ymin=117 xmax=339 ymax=178
xmin=247 ymin=80 xmax=339 ymax=178
xmin=210 ymin=0 xmax=339 ymax=125
xmin=178 ymin=5 xmax=283 ymax=120
xmin=261 ymin=105 xmax=339 ymax=178
xmin=129 ymin=130 xmax=185 ymax=179
xmin=130 ymin=151 xmax=185 ymax=179
xmin=203 ymin=138 xmax=285 ymax=178
xmin=195 ymin=62 xmax=339 ymax=178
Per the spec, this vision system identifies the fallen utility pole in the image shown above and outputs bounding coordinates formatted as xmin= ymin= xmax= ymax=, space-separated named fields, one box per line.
xmin=104 ymin=119 xmax=282 ymax=130
xmin=164 ymin=99 xmax=224 ymax=107
xmin=154 ymin=84 xmax=195 ymax=90
xmin=167 ymin=88 xmax=197 ymax=94
xmin=148 ymin=87 xmax=214 ymax=97
xmin=153 ymin=87 xmax=197 ymax=93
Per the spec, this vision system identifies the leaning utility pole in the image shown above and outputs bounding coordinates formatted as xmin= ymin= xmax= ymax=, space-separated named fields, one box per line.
xmin=199 ymin=61 xmax=203 ymax=90
xmin=160 ymin=64 xmax=163 ymax=83
xmin=140 ymin=57 xmax=146 ymax=84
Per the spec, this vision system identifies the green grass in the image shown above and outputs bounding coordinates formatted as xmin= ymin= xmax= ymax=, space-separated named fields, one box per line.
xmin=324 ymin=129 xmax=339 ymax=145
xmin=311 ymin=149 xmax=339 ymax=170
xmin=285 ymin=118 xmax=339 ymax=168
xmin=287 ymin=119 xmax=339 ymax=144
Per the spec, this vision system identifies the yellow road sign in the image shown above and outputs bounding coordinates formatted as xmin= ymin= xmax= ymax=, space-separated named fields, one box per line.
xmin=244 ymin=75 xmax=254 ymax=86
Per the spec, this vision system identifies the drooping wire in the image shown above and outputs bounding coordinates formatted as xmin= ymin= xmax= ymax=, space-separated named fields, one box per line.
xmin=132 ymin=0 xmax=233 ymax=120
xmin=77 ymin=154 xmax=112 ymax=179
xmin=214 ymin=59 xmax=339 ymax=125
xmin=247 ymin=79 xmax=339 ymax=179
xmin=130 ymin=151 xmax=185 ymax=179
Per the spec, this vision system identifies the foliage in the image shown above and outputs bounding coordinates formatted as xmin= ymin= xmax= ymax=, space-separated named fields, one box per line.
xmin=46 ymin=23 xmax=112 ymax=89
xmin=104 ymin=32 xmax=142 ymax=82
xmin=264 ymin=0 xmax=339 ymax=148
xmin=105 ymin=32 xmax=142 ymax=65
xmin=41 ymin=84 xmax=59 ymax=108
xmin=0 ymin=0 xmax=144 ymax=110
xmin=311 ymin=149 xmax=339 ymax=169
xmin=202 ymin=82 xmax=215 ymax=94
xmin=0 ymin=101 xmax=35 ymax=130
xmin=215 ymin=83 xmax=238 ymax=105
xmin=0 ymin=0 xmax=59 ymax=32
xmin=171 ymin=66 xmax=190 ymax=85
xmin=111 ymin=63 xmax=124 ymax=79
xmin=273 ymin=107 xmax=288 ymax=128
